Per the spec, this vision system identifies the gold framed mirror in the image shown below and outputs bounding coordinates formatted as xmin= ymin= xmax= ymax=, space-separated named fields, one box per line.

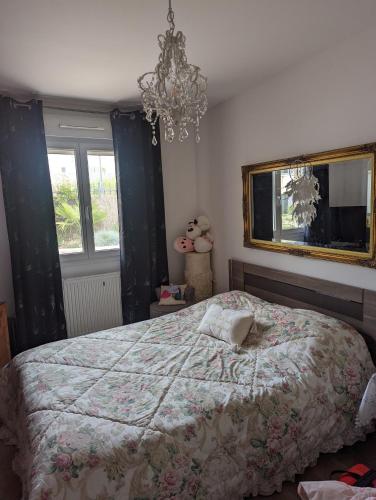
xmin=242 ymin=142 xmax=376 ymax=267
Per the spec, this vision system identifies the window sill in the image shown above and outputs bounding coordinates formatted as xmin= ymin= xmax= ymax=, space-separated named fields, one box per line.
xmin=60 ymin=253 xmax=120 ymax=279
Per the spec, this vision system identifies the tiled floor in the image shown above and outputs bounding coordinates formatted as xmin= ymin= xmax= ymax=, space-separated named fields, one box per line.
xmin=1 ymin=433 xmax=375 ymax=500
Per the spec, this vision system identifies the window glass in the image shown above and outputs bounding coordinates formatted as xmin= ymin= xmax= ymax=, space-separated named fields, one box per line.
xmin=48 ymin=151 xmax=83 ymax=254
xmin=281 ymin=171 xmax=300 ymax=231
xmin=87 ymin=151 xmax=120 ymax=251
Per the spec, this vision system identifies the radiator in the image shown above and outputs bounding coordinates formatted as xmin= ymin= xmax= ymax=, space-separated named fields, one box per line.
xmin=63 ymin=273 xmax=122 ymax=338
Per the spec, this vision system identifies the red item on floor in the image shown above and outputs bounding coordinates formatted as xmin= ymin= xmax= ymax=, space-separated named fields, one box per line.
xmin=337 ymin=464 xmax=376 ymax=488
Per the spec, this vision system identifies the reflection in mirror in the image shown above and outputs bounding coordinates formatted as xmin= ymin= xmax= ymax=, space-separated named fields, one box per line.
xmin=251 ymin=157 xmax=372 ymax=253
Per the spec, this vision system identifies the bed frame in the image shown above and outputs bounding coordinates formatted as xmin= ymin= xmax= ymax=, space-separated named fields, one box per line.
xmin=229 ymin=260 xmax=376 ymax=358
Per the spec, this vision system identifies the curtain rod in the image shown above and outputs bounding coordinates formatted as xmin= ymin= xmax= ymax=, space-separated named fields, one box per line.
xmin=1 ymin=91 xmax=142 ymax=115
xmin=44 ymin=104 xmax=141 ymax=115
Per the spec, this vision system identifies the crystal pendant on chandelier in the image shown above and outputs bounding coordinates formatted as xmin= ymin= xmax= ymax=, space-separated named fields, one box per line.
xmin=137 ymin=0 xmax=208 ymax=145
xmin=285 ymin=161 xmax=321 ymax=227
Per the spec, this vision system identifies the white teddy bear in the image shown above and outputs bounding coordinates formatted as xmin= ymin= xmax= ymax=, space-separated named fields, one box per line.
xmin=188 ymin=216 xmax=213 ymax=253
xmin=194 ymin=234 xmax=213 ymax=253
xmin=186 ymin=219 xmax=202 ymax=240
xmin=175 ymin=215 xmax=213 ymax=254
xmin=196 ymin=215 xmax=210 ymax=232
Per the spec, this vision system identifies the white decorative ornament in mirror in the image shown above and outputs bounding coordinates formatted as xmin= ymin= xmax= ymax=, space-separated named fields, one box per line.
xmin=137 ymin=0 xmax=208 ymax=145
xmin=285 ymin=161 xmax=321 ymax=227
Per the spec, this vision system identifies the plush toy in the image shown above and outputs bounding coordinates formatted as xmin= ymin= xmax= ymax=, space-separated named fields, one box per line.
xmin=174 ymin=215 xmax=213 ymax=254
xmin=174 ymin=236 xmax=194 ymax=253
xmin=194 ymin=235 xmax=213 ymax=253
xmin=186 ymin=219 xmax=202 ymax=240
xmin=197 ymin=215 xmax=210 ymax=232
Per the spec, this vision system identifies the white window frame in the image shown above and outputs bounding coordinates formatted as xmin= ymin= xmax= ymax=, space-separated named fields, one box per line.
xmin=47 ymin=137 xmax=120 ymax=275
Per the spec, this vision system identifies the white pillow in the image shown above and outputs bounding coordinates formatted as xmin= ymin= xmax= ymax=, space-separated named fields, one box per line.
xmin=197 ymin=304 xmax=254 ymax=349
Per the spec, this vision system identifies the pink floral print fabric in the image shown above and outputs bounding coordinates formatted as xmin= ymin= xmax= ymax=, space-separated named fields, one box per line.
xmin=0 ymin=291 xmax=374 ymax=499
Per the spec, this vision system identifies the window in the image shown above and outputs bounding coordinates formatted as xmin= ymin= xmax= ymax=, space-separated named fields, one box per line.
xmin=48 ymin=140 xmax=120 ymax=260
xmin=87 ymin=151 xmax=119 ymax=251
xmin=49 ymin=149 xmax=84 ymax=254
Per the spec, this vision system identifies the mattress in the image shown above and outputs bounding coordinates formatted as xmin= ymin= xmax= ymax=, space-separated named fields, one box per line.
xmin=0 ymin=291 xmax=374 ymax=499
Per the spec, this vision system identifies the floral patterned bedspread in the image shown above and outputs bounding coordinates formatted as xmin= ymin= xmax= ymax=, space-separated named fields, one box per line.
xmin=0 ymin=291 xmax=374 ymax=499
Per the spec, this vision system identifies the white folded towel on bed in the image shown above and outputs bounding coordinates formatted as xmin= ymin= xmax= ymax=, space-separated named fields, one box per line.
xmin=357 ymin=372 xmax=376 ymax=428
xmin=298 ymin=481 xmax=376 ymax=500
xmin=197 ymin=304 xmax=254 ymax=350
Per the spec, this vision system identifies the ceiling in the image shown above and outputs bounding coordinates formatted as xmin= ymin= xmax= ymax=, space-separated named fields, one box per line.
xmin=1 ymin=0 xmax=376 ymax=107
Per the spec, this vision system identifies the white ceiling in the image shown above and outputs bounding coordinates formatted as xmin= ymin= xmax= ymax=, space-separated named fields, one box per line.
xmin=1 ymin=0 xmax=376 ymax=107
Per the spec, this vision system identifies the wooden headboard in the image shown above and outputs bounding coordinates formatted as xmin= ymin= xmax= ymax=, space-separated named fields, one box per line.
xmin=229 ymin=260 xmax=376 ymax=355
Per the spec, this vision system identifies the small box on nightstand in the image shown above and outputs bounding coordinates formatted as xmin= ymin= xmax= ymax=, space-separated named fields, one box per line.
xmin=150 ymin=285 xmax=196 ymax=319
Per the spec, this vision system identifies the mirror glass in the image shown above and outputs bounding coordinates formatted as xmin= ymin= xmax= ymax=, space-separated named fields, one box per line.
xmin=251 ymin=156 xmax=373 ymax=253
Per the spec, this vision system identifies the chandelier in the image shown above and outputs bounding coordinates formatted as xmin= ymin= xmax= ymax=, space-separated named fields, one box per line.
xmin=284 ymin=160 xmax=321 ymax=227
xmin=137 ymin=0 xmax=208 ymax=145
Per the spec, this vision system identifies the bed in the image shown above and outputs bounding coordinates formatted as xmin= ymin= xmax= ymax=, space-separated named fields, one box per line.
xmin=0 ymin=260 xmax=375 ymax=499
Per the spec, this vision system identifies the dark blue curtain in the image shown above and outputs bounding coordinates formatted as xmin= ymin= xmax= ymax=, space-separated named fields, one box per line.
xmin=252 ymin=172 xmax=273 ymax=240
xmin=0 ymin=97 xmax=67 ymax=353
xmin=110 ymin=110 xmax=169 ymax=323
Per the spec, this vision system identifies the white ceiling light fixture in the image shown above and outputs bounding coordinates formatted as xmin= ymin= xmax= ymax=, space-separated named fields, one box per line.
xmin=137 ymin=0 xmax=208 ymax=145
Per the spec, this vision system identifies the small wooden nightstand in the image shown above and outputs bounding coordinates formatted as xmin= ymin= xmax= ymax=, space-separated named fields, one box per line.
xmin=0 ymin=303 xmax=11 ymax=367
xmin=149 ymin=301 xmax=195 ymax=319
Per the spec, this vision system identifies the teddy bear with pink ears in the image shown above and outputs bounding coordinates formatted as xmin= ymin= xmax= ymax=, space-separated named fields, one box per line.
xmin=174 ymin=215 xmax=214 ymax=254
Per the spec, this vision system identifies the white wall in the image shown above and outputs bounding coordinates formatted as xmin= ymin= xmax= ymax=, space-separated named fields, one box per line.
xmin=197 ymin=27 xmax=376 ymax=293
xmin=329 ymin=160 xmax=369 ymax=208
xmin=161 ymin=133 xmax=198 ymax=283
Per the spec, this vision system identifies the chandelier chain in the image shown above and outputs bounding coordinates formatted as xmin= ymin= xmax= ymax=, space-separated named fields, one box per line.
xmin=167 ymin=0 xmax=175 ymax=30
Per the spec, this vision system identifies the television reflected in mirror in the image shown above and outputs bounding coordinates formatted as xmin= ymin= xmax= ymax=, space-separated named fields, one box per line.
xmin=242 ymin=143 xmax=376 ymax=267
